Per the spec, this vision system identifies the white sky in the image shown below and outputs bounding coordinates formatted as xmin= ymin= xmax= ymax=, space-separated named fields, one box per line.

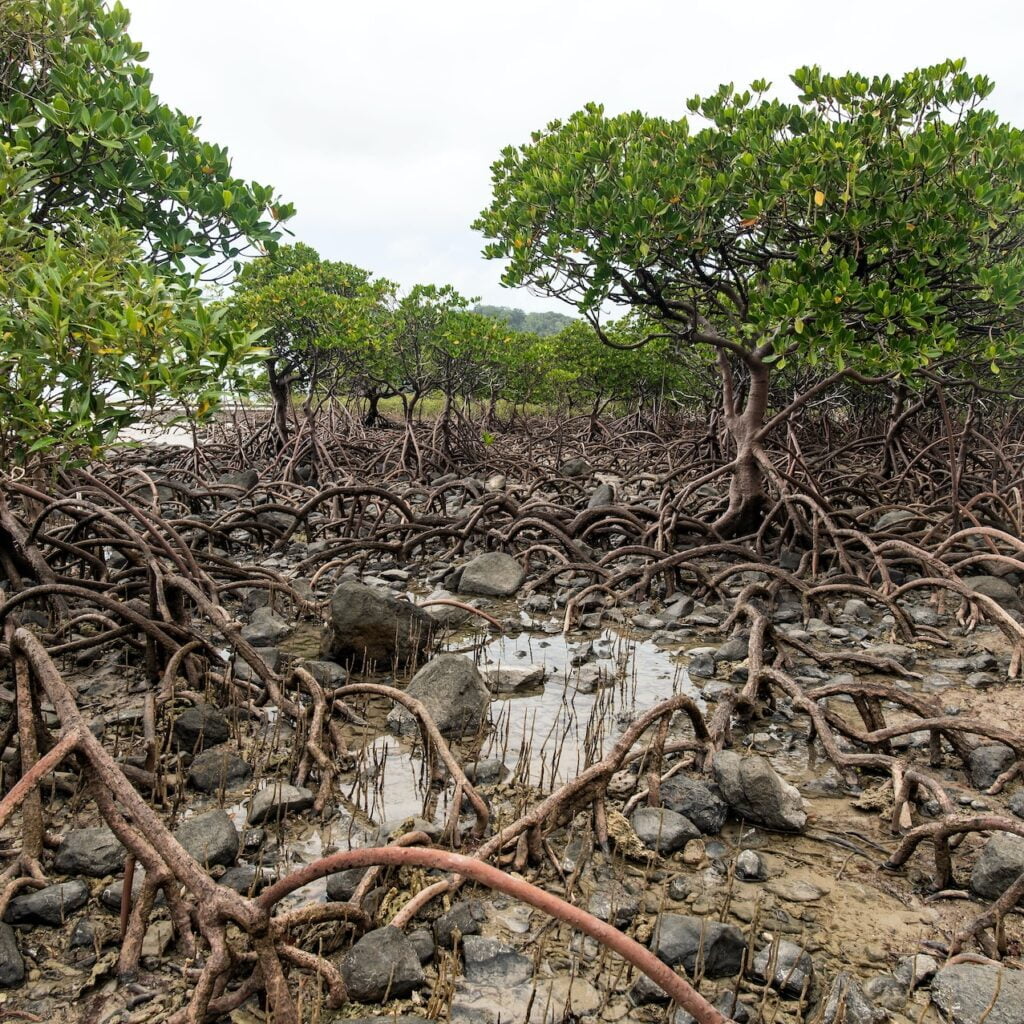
xmin=125 ymin=0 xmax=1024 ymax=313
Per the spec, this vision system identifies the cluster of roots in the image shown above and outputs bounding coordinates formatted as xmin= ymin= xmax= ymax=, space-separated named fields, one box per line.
xmin=1 ymin=408 xmax=1023 ymax=1022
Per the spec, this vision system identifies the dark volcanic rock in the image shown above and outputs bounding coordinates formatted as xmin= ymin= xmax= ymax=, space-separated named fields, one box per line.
xmin=630 ymin=807 xmax=701 ymax=853
xmin=433 ymin=900 xmax=486 ymax=948
xmin=5 ymin=880 xmax=89 ymax=926
xmin=970 ymin=831 xmax=1024 ymax=900
xmin=324 ymin=581 xmax=435 ymax=666
xmin=968 ymin=744 xmax=1016 ymax=790
xmin=55 ymin=827 xmax=124 ymax=877
xmin=0 ymin=923 xmax=24 ymax=987
xmin=341 ymin=926 xmax=424 ymax=1002
xmin=174 ymin=809 xmax=239 ymax=868
xmin=387 ymin=654 xmax=490 ymax=738
xmin=172 ymin=704 xmax=230 ymax=752
xmin=240 ymin=605 xmax=291 ymax=646
xmin=461 ymin=935 xmax=534 ymax=987
xmin=587 ymin=880 xmax=640 ymax=928
xmin=652 ymin=914 xmax=745 ymax=979
xmin=187 ymin=745 xmax=252 ymax=793
xmin=659 ymin=775 xmax=728 ymax=835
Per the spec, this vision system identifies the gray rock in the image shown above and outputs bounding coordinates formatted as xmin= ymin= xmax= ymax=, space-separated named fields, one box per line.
xmin=969 ymin=744 xmax=1016 ymax=790
xmin=931 ymin=961 xmax=1024 ymax=1024
xmin=559 ymin=457 xmax=593 ymax=478
xmin=4 ymin=880 xmax=89 ymax=926
xmin=842 ymin=599 xmax=874 ymax=623
xmin=387 ymin=654 xmax=490 ymax=738
xmin=434 ymin=900 xmax=486 ymax=948
xmin=735 ymin=849 xmax=767 ymax=881
xmin=482 ymin=664 xmax=545 ymax=693
xmin=970 ymin=831 xmax=1024 ymax=900
xmin=408 ymin=927 xmax=435 ymax=964
xmin=874 ymin=509 xmax=915 ymax=531
xmin=461 ymin=935 xmax=533 ymax=986
xmin=659 ymin=776 xmax=728 ymax=835
xmin=458 ymin=552 xmax=525 ymax=597
xmin=218 ymin=468 xmax=258 ymax=490
xmin=341 ymin=926 xmax=424 ymax=1002
xmin=175 ymin=810 xmax=239 ymax=868
xmin=324 ymin=581 xmax=435 ymax=666
xmin=462 ymin=758 xmax=508 ymax=785
xmin=301 ymin=659 xmax=348 ymax=686
xmin=172 ymin=704 xmax=230 ymax=752
xmin=326 ymin=867 xmax=366 ymax=902
xmin=715 ymin=635 xmax=749 ymax=662
xmin=712 ymin=751 xmax=807 ymax=832
xmin=823 ymin=972 xmax=885 ymax=1024
xmin=630 ymin=807 xmax=701 ymax=854
xmin=366 ymin=816 xmax=442 ymax=847
xmin=863 ymin=974 xmax=909 ymax=1010
xmin=187 ymin=746 xmax=252 ymax=793
xmin=240 ymin=605 xmax=291 ymax=646
xmin=54 ymin=827 xmax=124 ymax=877
xmin=869 ymin=643 xmax=917 ymax=668
xmin=0 ymin=923 xmax=24 ymax=987
xmin=1009 ymin=790 xmax=1024 ymax=818
xmin=751 ymin=940 xmax=814 ymax=997
xmin=247 ymin=782 xmax=315 ymax=826
xmin=672 ymin=993 xmax=750 ymax=1024
xmin=964 ymin=575 xmax=1022 ymax=613
xmin=587 ymin=880 xmax=640 ymax=928
xmin=652 ymin=914 xmax=745 ymax=978
xmin=218 ymin=865 xmax=272 ymax=896
xmin=587 ymin=483 xmax=615 ymax=508
xmin=894 ymin=953 xmax=939 ymax=990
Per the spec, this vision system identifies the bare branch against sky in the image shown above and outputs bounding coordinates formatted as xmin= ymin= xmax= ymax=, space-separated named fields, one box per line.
xmin=126 ymin=0 xmax=1023 ymax=313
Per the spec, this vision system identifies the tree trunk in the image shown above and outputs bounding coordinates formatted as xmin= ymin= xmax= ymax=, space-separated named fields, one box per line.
xmin=266 ymin=359 xmax=292 ymax=450
xmin=363 ymin=393 xmax=381 ymax=427
xmin=713 ymin=356 xmax=769 ymax=537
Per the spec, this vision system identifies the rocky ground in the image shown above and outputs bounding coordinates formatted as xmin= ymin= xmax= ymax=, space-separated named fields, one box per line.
xmin=1 ymin=464 xmax=1023 ymax=1024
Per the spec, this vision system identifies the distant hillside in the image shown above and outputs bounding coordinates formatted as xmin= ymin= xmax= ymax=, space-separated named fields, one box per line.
xmin=473 ymin=304 xmax=575 ymax=337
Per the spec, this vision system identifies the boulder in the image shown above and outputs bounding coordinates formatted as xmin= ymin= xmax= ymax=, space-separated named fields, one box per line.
xmin=652 ymin=914 xmax=745 ymax=979
xmin=247 ymin=783 xmax=315 ymax=826
xmin=433 ymin=900 xmax=486 ymax=948
xmin=240 ymin=606 xmax=291 ymax=646
xmin=931 ymin=961 xmax=1024 ymax=1024
xmin=4 ymin=880 xmax=89 ymax=926
xmin=559 ymin=458 xmax=593 ymax=478
xmin=751 ymin=940 xmax=814 ymax=997
xmin=630 ymin=807 xmax=701 ymax=854
xmin=659 ymin=776 xmax=728 ymax=835
xmin=187 ymin=746 xmax=252 ymax=793
xmin=874 ymin=509 xmax=915 ymax=531
xmin=461 ymin=935 xmax=533 ymax=987
xmin=324 ymin=581 xmax=435 ymax=666
xmin=587 ymin=880 xmax=639 ymax=928
xmin=0 ymin=923 xmax=24 ymax=987
xmin=970 ymin=831 xmax=1024 ymax=900
xmin=326 ymin=867 xmax=366 ymax=902
xmin=587 ymin=483 xmax=615 ymax=509
xmin=712 ymin=751 xmax=807 ymax=831
xmin=735 ymin=849 xmax=767 ymax=881
xmin=964 ymin=575 xmax=1022 ymax=613
xmin=341 ymin=926 xmax=424 ymax=1002
xmin=387 ymin=654 xmax=490 ymax=738
xmin=174 ymin=809 xmax=239 ymax=868
xmin=968 ymin=744 xmax=1016 ymax=790
xmin=217 ymin=469 xmax=258 ymax=491
xmin=54 ymin=827 xmax=124 ymax=877
xmin=458 ymin=552 xmax=525 ymax=597
xmin=823 ymin=972 xmax=885 ymax=1024
xmin=482 ymin=664 xmax=545 ymax=694
xmin=172 ymin=704 xmax=230 ymax=752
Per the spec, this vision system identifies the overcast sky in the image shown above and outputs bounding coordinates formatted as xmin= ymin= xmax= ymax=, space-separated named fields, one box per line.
xmin=124 ymin=0 xmax=1024 ymax=313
